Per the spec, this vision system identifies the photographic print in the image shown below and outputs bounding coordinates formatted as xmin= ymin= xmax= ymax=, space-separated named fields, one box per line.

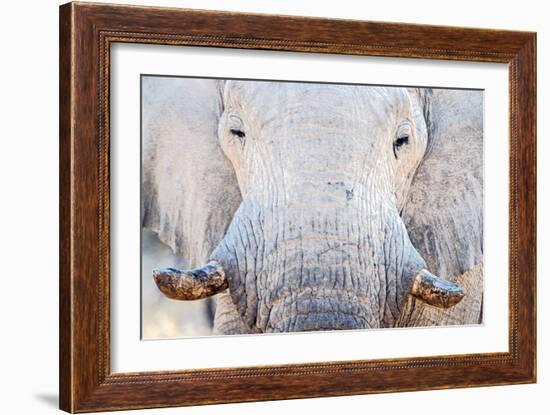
xmin=59 ymin=4 xmax=536 ymax=409
xmin=141 ymin=76 xmax=483 ymax=338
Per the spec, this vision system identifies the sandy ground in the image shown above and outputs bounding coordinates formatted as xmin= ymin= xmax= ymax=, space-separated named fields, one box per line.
xmin=141 ymin=228 xmax=215 ymax=338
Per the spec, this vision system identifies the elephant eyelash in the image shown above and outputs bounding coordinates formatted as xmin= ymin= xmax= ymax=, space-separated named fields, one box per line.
xmin=393 ymin=135 xmax=409 ymax=158
xmin=230 ymin=128 xmax=246 ymax=139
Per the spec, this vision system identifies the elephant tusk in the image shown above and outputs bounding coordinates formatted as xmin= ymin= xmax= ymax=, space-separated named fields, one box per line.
xmin=410 ymin=269 xmax=465 ymax=308
xmin=152 ymin=260 xmax=228 ymax=300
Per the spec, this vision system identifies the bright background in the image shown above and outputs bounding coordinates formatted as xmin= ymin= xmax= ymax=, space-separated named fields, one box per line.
xmin=0 ymin=0 xmax=546 ymax=414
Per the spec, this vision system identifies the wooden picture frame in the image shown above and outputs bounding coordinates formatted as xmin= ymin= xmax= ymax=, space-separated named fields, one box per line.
xmin=59 ymin=2 xmax=536 ymax=412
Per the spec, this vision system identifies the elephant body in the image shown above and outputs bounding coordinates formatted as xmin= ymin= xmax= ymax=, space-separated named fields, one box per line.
xmin=142 ymin=77 xmax=483 ymax=335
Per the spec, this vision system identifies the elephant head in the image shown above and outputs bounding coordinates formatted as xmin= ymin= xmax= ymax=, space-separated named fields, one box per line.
xmin=142 ymin=77 xmax=483 ymax=335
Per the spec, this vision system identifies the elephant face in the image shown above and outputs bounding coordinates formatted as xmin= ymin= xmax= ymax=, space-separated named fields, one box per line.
xmin=213 ymin=81 xmax=429 ymax=332
xmin=219 ymin=82 xmax=427 ymax=209
xmin=143 ymin=78 xmax=483 ymax=335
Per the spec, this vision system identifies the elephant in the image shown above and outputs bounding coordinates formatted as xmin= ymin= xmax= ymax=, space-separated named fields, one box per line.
xmin=142 ymin=76 xmax=483 ymax=335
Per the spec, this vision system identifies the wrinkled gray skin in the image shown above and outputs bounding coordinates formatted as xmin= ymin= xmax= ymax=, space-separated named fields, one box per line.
xmin=142 ymin=78 xmax=483 ymax=335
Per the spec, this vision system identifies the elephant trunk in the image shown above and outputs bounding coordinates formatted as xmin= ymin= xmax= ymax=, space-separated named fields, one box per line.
xmin=152 ymin=185 xmax=465 ymax=333
xmin=204 ymin=193 xmax=464 ymax=332
xmin=152 ymin=210 xmax=464 ymax=331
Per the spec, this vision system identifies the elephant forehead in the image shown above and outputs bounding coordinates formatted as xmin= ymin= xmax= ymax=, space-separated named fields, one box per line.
xmin=225 ymin=80 xmax=410 ymax=119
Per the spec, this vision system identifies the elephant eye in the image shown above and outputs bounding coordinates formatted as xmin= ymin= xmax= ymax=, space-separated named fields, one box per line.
xmin=393 ymin=135 xmax=409 ymax=158
xmin=395 ymin=136 xmax=409 ymax=147
xmin=230 ymin=128 xmax=246 ymax=139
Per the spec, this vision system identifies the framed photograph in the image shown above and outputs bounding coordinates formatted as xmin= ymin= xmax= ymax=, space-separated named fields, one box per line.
xmin=59 ymin=2 xmax=536 ymax=412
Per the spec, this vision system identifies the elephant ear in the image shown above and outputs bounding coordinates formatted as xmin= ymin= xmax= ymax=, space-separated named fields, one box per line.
xmin=141 ymin=77 xmax=242 ymax=267
xmin=398 ymin=88 xmax=484 ymax=326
